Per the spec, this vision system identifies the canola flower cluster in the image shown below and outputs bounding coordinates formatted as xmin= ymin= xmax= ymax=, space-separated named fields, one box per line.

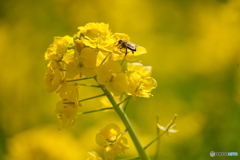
xmin=95 ymin=124 xmax=129 ymax=160
xmin=44 ymin=22 xmax=157 ymax=160
xmin=45 ymin=22 xmax=157 ymax=128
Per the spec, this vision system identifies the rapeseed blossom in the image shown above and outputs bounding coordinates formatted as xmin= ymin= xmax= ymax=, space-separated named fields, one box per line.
xmin=96 ymin=124 xmax=129 ymax=160
xmin=66 ymin=47 xmax=97 ymax=78
xmin=96 ymin=60 xmax=128 ymax=96
xmin=44 ymin=22 xmax=157 ymax=128
xmin=44 ymin=22 xmax=161 ymax=160
xmin=45 ymin=61 xmax=63 ymax=92
xmin=55 ymin=100 xmax=81 ymax=129
xmin=126 ymin=63 xmax=157 ymax=100
xmin=45 ymin=36 xmax=73 ymax=61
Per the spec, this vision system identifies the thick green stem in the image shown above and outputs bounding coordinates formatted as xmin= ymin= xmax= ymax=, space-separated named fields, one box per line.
xmin=100 ymin=86 xmax=150 ymax=160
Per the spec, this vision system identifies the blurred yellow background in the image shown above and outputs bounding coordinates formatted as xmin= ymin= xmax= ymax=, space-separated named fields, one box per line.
xmin=0 ymin=0 xmax=239 ymax=159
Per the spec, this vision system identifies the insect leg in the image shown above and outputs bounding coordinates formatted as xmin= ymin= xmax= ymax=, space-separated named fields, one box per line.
xmin=121 ymin=48 xmax=128 ymax=65
xmin=125 ymin=48 xmax=128 ymax=57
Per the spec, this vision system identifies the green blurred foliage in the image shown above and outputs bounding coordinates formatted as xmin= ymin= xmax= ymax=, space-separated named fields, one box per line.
xmin=0 ymin=0 xmax=239 ymax=159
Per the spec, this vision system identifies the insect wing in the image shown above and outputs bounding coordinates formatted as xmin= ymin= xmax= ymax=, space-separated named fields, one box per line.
xmin=126 ymin=42 xmax=137 ymax=51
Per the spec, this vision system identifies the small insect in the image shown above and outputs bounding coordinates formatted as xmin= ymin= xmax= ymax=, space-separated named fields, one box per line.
xmin=116 ymin=40 xmax=147 ymax=64
xmin=116 ymin=40 xmax=138 ymax=64
xmin=116 ymin=40 xmax=137 ymax=57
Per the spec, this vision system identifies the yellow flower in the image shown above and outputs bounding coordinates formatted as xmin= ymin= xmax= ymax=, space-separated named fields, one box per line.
xmin=87 ymin=151 xmax=102 ymax=160
xmin=66 ymin=47 xmax=97 ymax=78
xmin=126 ymin=63 xmax=157 ymax=99
xmin=56 ymin=82 xmax=80 ymax=129
xmin=127 ymin=63 xmax=152 ymax=77
xmin=61 ymin=49 xmax=75 ymax=64
xmin=57 ymin=82 xmax=79 ymax=105
xmin=78 ymin=22 xmax=114 ymax=52
xmin=45 ymin=61 xmax=64 ymax=92
xmin=96 ymin=124 xmax=129 ymax=160
xmin=104 ymin=137 xmax=129 ymax=160
xmin=96 ymin=60 xmax=122 ymax=84
xmin=55 ymin=100 xmax=81 ymax=129
xmin=106 ymin=72 xmax=129 ymax=96
xmin=45 ymin=35 xmax=73 ymax=61
xmin=96 ymin=60 xmax=128 ymax=96
xmin=96 ymin=123 xmax=121 ymax=146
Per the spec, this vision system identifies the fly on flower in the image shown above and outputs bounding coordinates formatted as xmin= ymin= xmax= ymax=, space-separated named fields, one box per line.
xmin=116 ymin=40 xmax=146 ymax=63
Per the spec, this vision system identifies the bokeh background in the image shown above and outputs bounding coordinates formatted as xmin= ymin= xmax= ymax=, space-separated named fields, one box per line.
xmin=0 ymin=0 xmax=240 ymax=159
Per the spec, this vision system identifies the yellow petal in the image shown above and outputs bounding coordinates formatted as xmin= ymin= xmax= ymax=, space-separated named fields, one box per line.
xmin=45 ymin=68 xmax=63 ymax=92
xmin=106 ymin=73 xmax=128 ymax=96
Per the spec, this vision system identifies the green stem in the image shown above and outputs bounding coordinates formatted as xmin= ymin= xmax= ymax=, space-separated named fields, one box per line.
xmin=63 ymin=93 xmax=105 ymax=104
xmin=66 ymin=77 xmax=93 ymax=82
xmin=117 ymin=96 xmax=131 ymax=107
xmin=144 ymin=131 xmax=165 ymax=150
xmin=154 ymin=114 xmax=161 ymax=160
xmin=78 ymin=94 xmax=105 ymax=103
xmin=98 ymin=83 xmax=150 ymax=160
xmin=81 ymin=107 xmax=113 ymax=114
xmin=144 ymin=114 xmax=177 ymax=150
xmin=77 ymin=83 xmax=100 ymax=88
xmin=100 ymin=52 xmax=111 ymax=65
xmin=119 ymin=157 xmax=140 ymax=160
xmin=123 ymin=96 xmax=131 ymax=112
